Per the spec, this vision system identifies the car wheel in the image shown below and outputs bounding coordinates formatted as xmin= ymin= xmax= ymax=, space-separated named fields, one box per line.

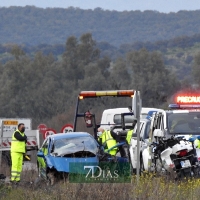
xmin=193 ymin=166 xmax=200 ymax=178
xmin=131 ymin=168 xmax=136 ymax=175
xmin=47 ymin=172 xmax=55 ymax=186
xmin=128 ymin=149 xmax=136 ymax=175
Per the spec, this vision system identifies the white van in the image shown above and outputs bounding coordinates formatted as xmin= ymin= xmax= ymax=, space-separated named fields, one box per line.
xmin=100 ymin=107 xmax=163 ymax=130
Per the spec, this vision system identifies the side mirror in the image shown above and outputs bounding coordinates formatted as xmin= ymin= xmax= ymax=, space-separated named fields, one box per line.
xmin=128 ymin=106 xmax=133 ymax=112
xmin=37 ymin=150 xmax=45 ymax=158
xmin=153 ymin=129 xmax=164 ymax=137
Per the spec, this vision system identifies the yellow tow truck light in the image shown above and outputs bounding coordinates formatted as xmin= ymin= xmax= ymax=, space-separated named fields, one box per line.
xmin=78 ymin=90 xmax=134 ymax=98
xmin=96 ymin=91 xmax=117 ymax=96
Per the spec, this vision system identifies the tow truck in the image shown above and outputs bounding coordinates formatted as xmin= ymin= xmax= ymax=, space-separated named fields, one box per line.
xmin=73 ymin=90 xmax=169 ymax=172
xmin=141 ymin=93 xmax=200 ymax=177
xmin=73 ymin=90 xmax=136 ymax=139
xmin=72 ymin=90 xmax=141 ymax=161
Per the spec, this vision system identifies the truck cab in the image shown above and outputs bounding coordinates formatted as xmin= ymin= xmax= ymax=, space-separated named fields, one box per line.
xmin=100 ymin=107 xmax=163 ymax=131
xmin=150 ymin=109 xmax=200 ymax=140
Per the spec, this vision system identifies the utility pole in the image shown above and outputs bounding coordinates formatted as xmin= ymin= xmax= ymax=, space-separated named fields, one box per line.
xmin=132 ymin=91 xmax=142 ymax=183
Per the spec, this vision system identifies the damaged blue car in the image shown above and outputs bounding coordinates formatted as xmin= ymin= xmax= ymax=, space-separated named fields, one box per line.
xmin=37 ymin=132 xmax=99 ymax=185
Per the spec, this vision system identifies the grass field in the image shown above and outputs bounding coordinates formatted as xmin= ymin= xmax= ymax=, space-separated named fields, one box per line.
xmin=0 ymin=169 xmax=200 ymax=200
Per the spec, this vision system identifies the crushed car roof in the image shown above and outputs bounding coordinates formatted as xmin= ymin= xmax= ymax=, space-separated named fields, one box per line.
xmin=47 ymin=132 xmax=92 ymax=140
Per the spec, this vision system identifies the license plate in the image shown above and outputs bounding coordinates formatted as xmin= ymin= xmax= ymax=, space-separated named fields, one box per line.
xmin=180 ymin=160 xmax=191 ymax=168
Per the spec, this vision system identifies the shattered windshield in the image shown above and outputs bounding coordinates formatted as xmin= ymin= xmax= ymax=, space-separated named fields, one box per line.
xmin=52 ymin=136 xmax=98 ymax=156
xmin=167 ymin=112 xmax=200 ymax=135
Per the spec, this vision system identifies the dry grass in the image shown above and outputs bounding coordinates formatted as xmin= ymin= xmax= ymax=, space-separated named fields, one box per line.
xmin=0 ymin=170 xmax=200 ymax=200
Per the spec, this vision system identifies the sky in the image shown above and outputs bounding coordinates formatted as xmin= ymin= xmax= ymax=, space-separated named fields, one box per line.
xmin=1 ymin=0 xmax=200 ymax=13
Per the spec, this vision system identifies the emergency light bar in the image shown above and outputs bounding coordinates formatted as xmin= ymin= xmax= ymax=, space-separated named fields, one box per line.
xmin=169 ymin=104 xmax=200 ymax=109
xmin=78 ymin=90 xmax=134 ymax=99
xmin=176 ymin=95 xmax=200 ymax=104
xmin=169 ymin=94 xmax=200 ymax=109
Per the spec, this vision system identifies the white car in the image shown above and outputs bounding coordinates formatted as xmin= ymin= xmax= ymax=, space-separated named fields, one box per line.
xmin=129 ymin=118 xmax=151 ymax=173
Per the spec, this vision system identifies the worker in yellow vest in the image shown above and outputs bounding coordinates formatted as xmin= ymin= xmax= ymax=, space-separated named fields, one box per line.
xmin=97 ymin=127 xmax=118 ymax=156
xmin=126 ymin=120 xmax=137 ymax=144
xmin=194 ymin=136 xmax=200 ymax=148
xmin=10 ymin=123 xmax=27 ymax=185
xmin=37 ymin=145 xmax=48 ymax=169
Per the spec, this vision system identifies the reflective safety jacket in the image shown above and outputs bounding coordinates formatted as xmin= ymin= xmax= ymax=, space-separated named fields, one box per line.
xmin=11 ymin=130 xmax=26 ymax=153
xmin=195 ymin=139 xmax=200 ymax=149
xmin=126 ymin=130 xmax=133 ymax=144
xmin=37 ymin=147 xmax=48 ymax=168
xmin=98 ymin=130 xmax=117 ymax=155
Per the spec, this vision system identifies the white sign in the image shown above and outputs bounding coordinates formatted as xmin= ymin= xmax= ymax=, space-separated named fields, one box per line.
xmin=132 ymin=91 xmax=142 ymax=118
xmin=0 ymin=118 xmax=32 ymax=132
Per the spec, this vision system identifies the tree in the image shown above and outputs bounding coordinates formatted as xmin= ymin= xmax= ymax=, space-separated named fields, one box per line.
xmin=110 ymin=57 xmax=131 ymax=89
xmin=62 ymin=33 xmax=100 ymax=88
xmin=127 ymin=49 xmax=180 ymax=106
xmin=78 ymin=33 xmax=100 ymax=65
xmin=192 ymin=52 xmax=200 ymax=86
xmin=10 ymin=45 xmax=25 ymax=60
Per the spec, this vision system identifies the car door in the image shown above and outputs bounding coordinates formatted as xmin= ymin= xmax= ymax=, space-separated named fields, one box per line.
xmin=37 ymin=137 xmax=50 ymax=178
xmin=141 ymin=121 xmax=151 ymax=143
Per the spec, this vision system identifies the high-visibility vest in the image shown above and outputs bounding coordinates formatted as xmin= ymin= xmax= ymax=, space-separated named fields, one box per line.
xmin=126 ymin=130 xmax=133 ymax=144
xmin=98 ymin=130 xmax=117 ymax=155
xmin=37 ymin=147 xmax=48 ymax=168
xmin=11 ymin=129 xmax=26 ymax=153
xmin=195 ymin=139 xmax=200 ymax=149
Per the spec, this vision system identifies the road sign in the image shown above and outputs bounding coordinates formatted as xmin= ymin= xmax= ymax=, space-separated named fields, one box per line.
xmin=0 ymin=118 xmax=32 ymax=132
xmin=44 ymin=128 xmax=56 ymax=139
xmin=37 ymin=124 xmax=47 ymax=134
xmin=60 ymin=124 xmax=73 ymax=133
xmin=3 ymin=120 xmax=18 ymax=125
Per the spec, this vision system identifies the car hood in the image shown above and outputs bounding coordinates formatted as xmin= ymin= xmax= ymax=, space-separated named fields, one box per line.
xmin=46 ymin=155 xmax=99 ymax=173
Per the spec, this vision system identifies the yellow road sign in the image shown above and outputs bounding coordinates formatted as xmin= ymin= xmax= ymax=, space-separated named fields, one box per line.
xmin=3 ymin=120 xmax=18 ymax=125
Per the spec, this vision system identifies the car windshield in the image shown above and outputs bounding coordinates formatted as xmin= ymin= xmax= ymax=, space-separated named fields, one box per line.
xmin=52 ymin=136 xmax=98 ymax=156
xmin=114 ymin=114 xmax=135 ymax=124
xmin=167 ymin=112 xmax=200 ymax=135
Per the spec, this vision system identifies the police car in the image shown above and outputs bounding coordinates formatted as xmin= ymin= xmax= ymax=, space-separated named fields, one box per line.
xmin=149 ymin=94 xmax=200 ymax=160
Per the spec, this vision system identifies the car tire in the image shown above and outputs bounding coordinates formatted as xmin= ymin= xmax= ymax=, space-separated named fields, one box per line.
xmin=193 ymin=166 xmax=200 ymax=178
xmin=47 ymin=172 xmax=55 ymax=186
xmin=34 ymin=176 xmax=43 ymax=189
xmin=128 ymin=148 xmax=137 ymax=175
